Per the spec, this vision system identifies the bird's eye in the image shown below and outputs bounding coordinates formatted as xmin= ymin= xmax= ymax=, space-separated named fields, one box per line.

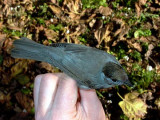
xmin=112 ymin=79 xmax=117 ymax=82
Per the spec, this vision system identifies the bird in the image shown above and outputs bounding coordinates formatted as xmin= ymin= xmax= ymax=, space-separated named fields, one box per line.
xmin=11 ymin=37 xmax=132 ymax=89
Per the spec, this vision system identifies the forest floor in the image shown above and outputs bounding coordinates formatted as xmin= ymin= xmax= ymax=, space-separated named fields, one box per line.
xmin=0 ymin=0 xmax=160 ymax=120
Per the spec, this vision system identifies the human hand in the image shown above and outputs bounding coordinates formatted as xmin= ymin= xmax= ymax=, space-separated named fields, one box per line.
xmin=34 ymin=73 xmax=106 ymax=120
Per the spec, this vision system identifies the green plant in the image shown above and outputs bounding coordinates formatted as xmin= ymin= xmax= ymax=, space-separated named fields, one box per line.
xmin=112 ymin=42 xmax=129 ymax=60
xmin=120 ymin=114 xmax=129 ymax=120
xmin=38 ymin=3 xmax=48 ymax=16
xmin=112 ymin=1 xmax=119 ymax=8
xmin=82 ymin=0 xmax=107 ymax=9
xmin=11 ymin=30 xmax=23 ymax=37
xmin=49 ymin=24 xmax=63 ymax=32
xmin=36 ymin=18 xmax=45 ymax=25
xmin=129 ymin=63 xmax=156 ymax=92
xmin=58 ymin=0 xmax=63 ymax=5
xmin=124 ymin=0 xmax=138 ymax=7
xmin=130 ymin=50 xmax=141 ymax=61
xmin=134 ymin=29 xmax=152 ymax=38
xmin=0 ymin=55 xmax=3 ymax=65
xmin=21 ymin=88 xmax=31 ymax=94
xmin=78 ymin=36 xmax=87 ymax=44
xmin=2 ymin=27 xmax=23 ymax=37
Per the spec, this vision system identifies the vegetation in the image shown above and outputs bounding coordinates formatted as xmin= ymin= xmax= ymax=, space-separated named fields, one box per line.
xmin=0 ymin=0 xmax=159 ymax=119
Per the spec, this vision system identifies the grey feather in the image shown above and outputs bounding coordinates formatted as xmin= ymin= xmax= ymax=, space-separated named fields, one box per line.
xmin=11 ymin=37 xmax=132 ymax=89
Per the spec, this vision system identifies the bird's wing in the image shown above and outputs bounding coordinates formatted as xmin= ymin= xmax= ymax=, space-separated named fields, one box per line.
xmin=61 ymin=44 xmax=105 ymax=81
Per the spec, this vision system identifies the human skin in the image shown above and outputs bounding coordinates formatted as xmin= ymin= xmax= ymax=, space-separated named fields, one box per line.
xmin=34 ymin=73 xmax=106 ymax=120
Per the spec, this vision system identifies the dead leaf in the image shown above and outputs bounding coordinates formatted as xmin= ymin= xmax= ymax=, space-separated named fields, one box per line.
xmin=94 ymin=26 xmax=110 ymax=47
xmin=0 ymin=33 xmax=6 ymax=52
xmin=15 ymin=92 xmax=33 ymax=112
xmin=153 ymin=18 xmax=160 ymax=30
xmin=131 ymin=42 xmax=142 ymax=52
xmin=135 ymin=2 xmax=141 ymax=18
xmin=0 ymin=91 xmax=11 ymax=104
xmin=39 ymin=62 xmax=59 ymax=73
xmin=140 ymin=36 xmax=149 ymax=43
xmin=99 ymin=6 xmax=112 ymax=17
xmin=89 ymin=19 xmax=96 ymax=28
xmin=49 ymin=4 xmax=63 ymax=17
xmin=113 ymin=18 xmax=129 ymax=41
xmin=44 ymin=29 xmax=58 ymax=42
xmin=0 ymin=22 xmax=4 ymax=30
xmin=63 ymin=0 xmax=81 ymax=14
xmin=7 ymin=24 xmax=22 ymax=31
xmin=142 ymin=92 xmax=153 ymax=102
xmin=139 ymin=0 xmax=147 ymax=6
xmin=0 ymin=91 xmax=6 ymax=104
xmin=92 ymin=20 xmax=103 ymax=30
xmin=10 ymin=112 xmax=29 ymax=120
xmin=155 ymin=97 xmax=160 ymax=109
xmin=51 ymin=0 xmax=58 ymax=4
xmin=119 ymin=91 xmax=147 ymax=120
xmin=3 ymin=38 xmax=13 ymax=53
xmin=11 ymin=60 xmax=28 ymax=77
xmin=145 ymin=44 xmax=154 ymax=60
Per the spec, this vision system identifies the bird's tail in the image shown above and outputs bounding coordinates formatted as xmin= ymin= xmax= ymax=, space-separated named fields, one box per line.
xmin=11 ymin=37 xmax=50 ymax=62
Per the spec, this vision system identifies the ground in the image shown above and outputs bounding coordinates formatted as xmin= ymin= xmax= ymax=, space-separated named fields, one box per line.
xmin=0 ymin=0 xmax=160 ymax=120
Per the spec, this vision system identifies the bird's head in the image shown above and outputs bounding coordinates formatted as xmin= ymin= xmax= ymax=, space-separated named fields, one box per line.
xmin=102 ymin=62 xmax=132 ymax=87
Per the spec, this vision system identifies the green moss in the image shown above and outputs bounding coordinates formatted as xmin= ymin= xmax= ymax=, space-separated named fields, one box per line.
xmin=82 ymin=0 xmax=107 ymax=9
xmin=78 ymin=36 xmax=87 ymax=44
xmin=0 ymin=55 xmax=3 ymax=65
xmin=134 ymin=29 xmax=152 ymax=38
xmin=130 ymin=50 xmax=141 ymax=61
xmin=129 ymin=63 xmax=157 ymax=92
xmin=49 ymin=24 xmax=63 ymax=31
xmin=21 ymin=88 xmax=31 ymax=94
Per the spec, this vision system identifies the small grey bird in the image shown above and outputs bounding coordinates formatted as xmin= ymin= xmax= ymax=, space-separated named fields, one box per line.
xmin=11 ymin=37 xmax=132 ymax=89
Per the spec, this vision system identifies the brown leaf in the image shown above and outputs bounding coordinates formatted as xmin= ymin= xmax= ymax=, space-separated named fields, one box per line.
xmin=99 ymin=6 xmax=112 ymax=17
xmin=89 ymin=19 xmax=96 ymax=28
xmin=139 ymin=0 xmax=147 ymax=6
xmin=132 ymin=42 xmax=142 ymax=52
xmin=39 ymin=62 xmax=59 ymax=73
xmin=51 ymin=0 xmax=58 ymax=4
xmin=11 ymin=60 xmax=28 ymax=77
xmin=140 ymin=36 xmax=149 ymax=43
xmin=15 ymin=92 xmax=33 ymax=112
xmin=49 ymin=4 xmax=63 ymax=17
xmin=3 ymin=38 xmax=13 ymax=53
xmin=0 ymin=91 xmax=11 ymax=104
xmin=94 ymin=26 xmax=110 ymax=47
xmin=153 ymin=18 xmax=160 ymax=30
xmin=10 ymin=112 xmax=29 ymax=120
xmin=44 ymin=29 xmax=58 ymax=42
xmin=0 ymin=33 xmax=6 ymax=53
xmin=0 ymin=91 xmax=6 ymax=104
xmin=126 ymin=40 xmax=142 ymax=52
xmin=155 ymin=97 xmax=160 ymax=109
xmin=7 ymin=24 xmax=22 ymax=31
xmin=145 ymin=44 xmax=154 ymax=60
xmin=0 ymin=22 xmax=4 ymax=30
xmin=63 ymin=0 xmax=81 ymax=14
xmin=135 ymin=2 xmax=141 ymax=18
xmin=92 ymin=20 xmax=103 ymax=30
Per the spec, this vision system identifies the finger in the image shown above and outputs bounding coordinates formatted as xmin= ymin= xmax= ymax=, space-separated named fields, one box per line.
xmin=79 ymin=89 xmax=105 ymax=118
xmin=35 ymin=73 xmax=59 ymax=118
xmin=34 ymin=74 xmax=43 ymax=111
xmin=52 ymin=74 xmax=78 ymax=112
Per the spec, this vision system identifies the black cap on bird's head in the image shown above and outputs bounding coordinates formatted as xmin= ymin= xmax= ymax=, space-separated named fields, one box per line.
xmin=102 ymin=62 xmax=133 ymax=87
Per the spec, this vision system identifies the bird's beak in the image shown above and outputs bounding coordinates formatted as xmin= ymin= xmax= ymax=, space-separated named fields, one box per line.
xmin=124 ymin=81 xmax=133 ymax=87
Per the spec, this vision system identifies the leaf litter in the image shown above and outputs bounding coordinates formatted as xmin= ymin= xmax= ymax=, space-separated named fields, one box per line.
xmin=0 ymin=0 xmax=160 ymax=119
